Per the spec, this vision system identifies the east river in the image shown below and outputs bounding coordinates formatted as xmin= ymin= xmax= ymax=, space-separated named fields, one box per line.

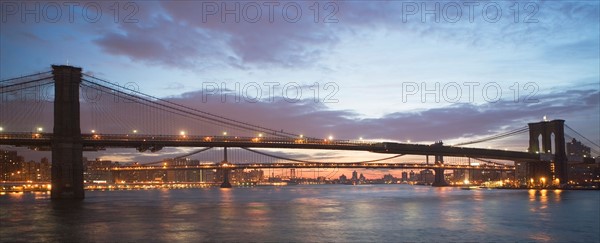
xmin=1 ymin=185 xmax=599 ymax=242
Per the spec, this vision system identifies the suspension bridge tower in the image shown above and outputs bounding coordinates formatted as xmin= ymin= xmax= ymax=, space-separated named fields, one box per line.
xmin=50 ymin=65 xmax=84 ymax=199
xmin=527 ymin=119 xmax=568 ymax=185
xmin=431 ymin=141 xmax=449 ymax=187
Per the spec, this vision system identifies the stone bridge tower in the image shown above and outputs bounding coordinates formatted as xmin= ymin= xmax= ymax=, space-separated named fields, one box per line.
xmin=528 ymin=119 xmax=568 ymax=184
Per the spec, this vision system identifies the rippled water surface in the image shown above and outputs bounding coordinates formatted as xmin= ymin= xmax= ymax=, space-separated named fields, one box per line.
xmin=1 ymin=185 xmax=599 ymax=242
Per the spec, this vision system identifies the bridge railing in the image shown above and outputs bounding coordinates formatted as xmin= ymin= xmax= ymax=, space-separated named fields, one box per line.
xmin=0 ymin=132 xmax=380 ymax=146
xmin=0 ymin=132 xmax=51 ymax=139
xmin=112 ymin=162 xmax=515 ymax=171
xmin=84 ymin=134 xmax=380 ymax=146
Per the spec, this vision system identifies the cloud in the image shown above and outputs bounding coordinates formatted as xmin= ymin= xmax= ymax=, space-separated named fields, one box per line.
xmin=95 ymin=16 xmax=228 ymax=70
xmin=92 ymin=1 xmax=344 ymax=70
xmin=149 ymin=87 xmax=600 ymax=143
xmin=165 ymin=82 xmax=185 ymax=90
xmin=91 ymin=1 xmax=600 ymax=71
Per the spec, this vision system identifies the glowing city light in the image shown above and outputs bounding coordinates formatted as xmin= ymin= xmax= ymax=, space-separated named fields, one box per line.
xmin=37 ymin=127 xmax=43 ymax=132
xmin=223 ymin=131 xmax=227 ymax=136
xmin=133 ymin=130 xmax=138 ymax=134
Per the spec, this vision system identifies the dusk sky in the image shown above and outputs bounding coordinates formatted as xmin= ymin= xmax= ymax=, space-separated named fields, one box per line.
xmin=1 ymin=1 xmax=599 ymax=172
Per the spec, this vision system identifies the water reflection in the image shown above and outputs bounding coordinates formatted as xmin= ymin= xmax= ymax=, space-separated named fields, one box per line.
xmin=0 ymin=186 xmax=597 ymax=242
xmin=553 ymin=189 xmax=562 ymax=202
xmin=540 ymin=189 xmax=548 ymax=204
xmin=528 ymin=189 xmax=537 ymax=201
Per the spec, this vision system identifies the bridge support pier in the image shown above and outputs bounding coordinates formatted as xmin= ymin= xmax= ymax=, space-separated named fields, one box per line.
xmin=220 ymin=169 xmax=232 ymax=188
xmin=431 ymin=142 xmax=448 ymax=187
xmin=51 ymin=65 xmax=84 ymax=199
xmin=220 ymin=147 xmax=232 ymax=188
xmin=432 ymin=168 xmax=448 ymax=187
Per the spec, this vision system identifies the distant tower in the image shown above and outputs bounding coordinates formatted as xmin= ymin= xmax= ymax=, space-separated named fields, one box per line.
xmin=528 ymin=119 xmax=568 ymax=184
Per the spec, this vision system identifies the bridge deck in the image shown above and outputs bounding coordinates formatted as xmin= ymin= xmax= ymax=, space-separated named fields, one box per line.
xmin=112 ymin=163 xmax=515 ymax=171
xmin=0 ymin=133 xmax=540 ymax=162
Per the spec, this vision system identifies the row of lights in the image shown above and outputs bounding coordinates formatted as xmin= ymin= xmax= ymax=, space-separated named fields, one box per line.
xmin=0 ymin=126 xmax=367 ymax=142
xmin=0 ymin=127 xmax=43 ymax=132
xmin=125 ymin=129 xmax=337 ymax=141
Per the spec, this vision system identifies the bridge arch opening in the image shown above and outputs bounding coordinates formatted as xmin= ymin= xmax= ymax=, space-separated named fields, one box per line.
xmin=551 ymin=132 xmax=556 ymax=154
xmin=538 ymin=134 xmax=543 ymax=153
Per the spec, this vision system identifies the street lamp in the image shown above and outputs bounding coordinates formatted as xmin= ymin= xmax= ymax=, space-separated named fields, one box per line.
xmin=328 ymin=135 xmax=333 ymax=140
xmin=541 ymin=177 xmax=546 ymax=188
xmin=37 ymin=127 xmax=43 ymax=132
xmin=258 ymin=133 xmax=263 ymax=137
xmin=133 ymin=130 xmax=138 ymax=134
xmin=223 ymin=131 xmax=227 ymax=136
xmin=180 ymin=131 xmax=186 ymax=136
xmin=0 ymin=126 xmax=3 ymax=132
xmin=91 ymin=130 xmax=96 ymax=133
xmin=530 ymin=178 xmax=534 ymax=187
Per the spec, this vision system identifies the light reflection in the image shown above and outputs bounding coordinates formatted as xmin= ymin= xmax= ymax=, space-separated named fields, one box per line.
xmin=553 ymin=189 xmax=562 ymax=202
xmin=528 ymin=189 xmax=536 ymax=202
xmin=530 ymin=232 xmax=553 ymax=242
xmin=34 ymin=191 xmax=50 ymax=200
xmin=8 ymin=191 xmax=24 ymax=198
xmin=219 ymin=188 xmax=235 ymax=221
xmin=539 ymin=189 xmax=548 ymax=205
xmin=244 ymin=201 xmax=274 ymax=232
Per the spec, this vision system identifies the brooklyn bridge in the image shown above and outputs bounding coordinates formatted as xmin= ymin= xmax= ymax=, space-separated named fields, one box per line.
xmin=1 ymin=65 xmax=597 ymax=198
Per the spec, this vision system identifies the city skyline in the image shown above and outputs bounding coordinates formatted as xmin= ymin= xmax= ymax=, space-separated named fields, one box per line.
xmin=1 ymin=2 xmax=599 ymax=241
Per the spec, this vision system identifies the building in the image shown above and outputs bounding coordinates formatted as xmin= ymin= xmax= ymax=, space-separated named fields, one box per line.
xmin=419 ymin=170 xmax=434 ymax=184
xmin=0 ymin=149 xmax=51 ymax=182
xmin=40 ymin=157 xmax=51 ymax=181
xmin=0 ymin=150 xmax=24 ymax=181
xmin=85 ymin=158 xmax=115 ymax=183
xmin=401 ymin=171 xmax=408 ymax=182
xmin=515 ymin=162 xmax=528 ymax=186
xmin=351 ymin=170 xmax=358 ymax=181
xmin=231 ymin=169 xmax=264 ymax=183
xmin=567 ymin=138 xmax=591 ymax=157
xmin=382 ymin=174 xmax=395 ymax=184
xmin=359 ymin=173 xmax=366 ymax=183
xmin=569 ymin=163 xmax=600 ymax=186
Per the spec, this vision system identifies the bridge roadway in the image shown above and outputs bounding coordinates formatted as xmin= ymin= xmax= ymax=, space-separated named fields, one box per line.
xmin=0 ymin=132 xmax=540 ymax=162
xmin=111 ymin=162 xmax=515 ymax=171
